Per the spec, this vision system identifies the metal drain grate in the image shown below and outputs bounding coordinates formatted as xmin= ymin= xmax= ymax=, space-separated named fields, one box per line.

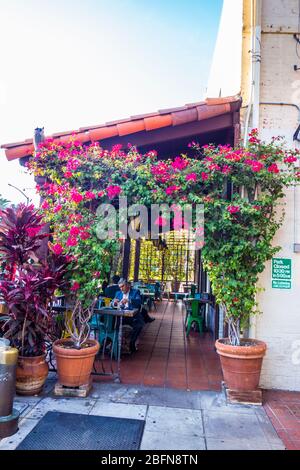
xmin=16 ymin=411 xmax=145 ymax=450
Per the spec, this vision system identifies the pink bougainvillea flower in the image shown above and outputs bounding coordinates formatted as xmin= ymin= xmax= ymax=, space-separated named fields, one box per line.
xmin=53 ymin=204 xmax=62 ymax=213
xmin=253 ymin=205 xmax=261 ymax=211
xmin=66 ymin=159 xmax=81 ymax=171
xmin=251 ymin=161 xmax=264 ymax=172
xmin=98 ymin=191 xmax=105 ymax=198
xmin=52 ymin=243 xmax=64 ymax=255
xmin=227 ymin=205 xmax=240 ymax=214
xmin=165 ymin=185 xmax=180 ymax=196
xmin=112 ymin=144 xmax=122 ymax=153
xmin=70 ymin=189 xmax=83 ymax=204
xmin=172 ymin=156 xmax=188 ymax=171
xmin=107 ymin=185 xmax=122 ymax=200
xmin=66 ymin=236 xmax=78 ymax=247
xmin=154 ymin=216 xmax=167 ymax=227
xmin=221 ymin=165 xmax=231 ymax=175
xmin=26 ymin=226 xmax=43 ymax=237
xmin=186 ymin=173 xmax=197 ymax=182
xmin=248 ymin=128 xmax=260 ymax=144
xmin=41 ymin=200 xmax=49 ymax=210
xmin=267 ymin=163 xmax=279 ymax=174
xmin=80 ymin=231 xmax=91 ymax=240
xmin=93 ymin=271 xmax=101 ymax=278
xmin=284 ymin=156 xmax=298 ymax=164
xmin=209 ymin=163 xmax=221 ymax=171
xmin=85 ymin=191 xmax=96 ymax=200
xmin=70 ymin=282 xmax=80 ymax=291
xmin=188 ymin=141 xmax=196 ymax=148
xmin=147 ymin=150 xmax=157 ymax=158
xmin=201 ymin=172 xmax=209 ymax=181
xmin=70 ymin=226 xmax=81 ymax=236
xmin=64 ymin=171 xmax=73 ymax=178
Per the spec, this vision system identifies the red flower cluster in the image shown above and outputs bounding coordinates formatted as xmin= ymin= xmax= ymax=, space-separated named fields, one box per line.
xmin=186 ymin=173 xmax=197 ymax=182
xmin=171 ymin=156 xmax=188 ymax=171
xmin=107 ymin=185 xmax=122 ymax=199
xmin=165 ymin=185 xmax=180 ymax=196
xmin=267 ymin=164 xmax=279 ymax=174
xmin=227 ymin=205 xmax=240 ymax=214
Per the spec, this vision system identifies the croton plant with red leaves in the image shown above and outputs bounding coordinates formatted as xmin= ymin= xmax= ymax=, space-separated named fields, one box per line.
xmin=26 ymin=130 xmax=300 ymax=345
xmin=0 ymin=204 xmax=68 ymax=356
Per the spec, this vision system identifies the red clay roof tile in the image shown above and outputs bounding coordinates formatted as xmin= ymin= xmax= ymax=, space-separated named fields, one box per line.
xmin=144 ymin=114 xmax=173 ymax=131
xmin=89 ymin=126 xmax=118 ymax=141
xmin=1 ymin=95 xmax=241 ymax=161
xmin=117 ymin=120 xmax=145 ymax=136
xmin=171 ymin=108 xmax=198 ymax=126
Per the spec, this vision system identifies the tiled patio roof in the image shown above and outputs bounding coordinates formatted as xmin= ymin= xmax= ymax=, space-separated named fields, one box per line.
xmin=1 ymin=95 xmax=241 ymax=161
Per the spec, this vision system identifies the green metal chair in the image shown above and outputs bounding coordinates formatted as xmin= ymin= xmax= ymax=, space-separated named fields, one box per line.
xmin=185 ymin=299 xmax=203 ymax=336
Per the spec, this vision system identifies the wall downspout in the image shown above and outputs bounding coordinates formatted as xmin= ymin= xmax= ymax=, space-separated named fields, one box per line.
xmin=247 ymin=0 xmax=262 ymax=340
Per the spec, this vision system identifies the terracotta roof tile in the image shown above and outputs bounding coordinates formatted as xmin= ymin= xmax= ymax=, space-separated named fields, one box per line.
xmin=171 ymin=108 xmax=198 ymax=126
xmin=1 ymin=95 xmax=241 ymax=161
xmin=144 ymin=114 xmax=173 ymax=131
xmin=117 ymin=120 xmax=145 ymax=136
xmin=196 ymin=103 xmax=231 ymax=121
xmin=89 ymin=126 xmax=118 ymax=141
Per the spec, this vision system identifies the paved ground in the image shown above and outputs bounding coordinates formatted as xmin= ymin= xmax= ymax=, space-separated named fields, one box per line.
xmin=94 ymin=300 xmax=223 ymax=390
xmin=0 ymin=374 xmax=285 ymax=450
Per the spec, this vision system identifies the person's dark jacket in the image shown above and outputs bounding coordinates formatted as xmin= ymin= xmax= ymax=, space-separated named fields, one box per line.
xmin=114 ymin=288 xmax=142 ymax=309
xmin=104 ymin=284 xmax=120 ymax=299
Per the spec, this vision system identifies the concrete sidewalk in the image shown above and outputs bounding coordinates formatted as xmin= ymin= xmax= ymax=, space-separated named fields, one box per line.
xmin=0 ymin=374 xmax=285 ymax=451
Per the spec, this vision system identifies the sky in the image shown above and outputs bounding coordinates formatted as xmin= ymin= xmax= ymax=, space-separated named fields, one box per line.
xmin=0 ymin=0 xmax=223 ymax=204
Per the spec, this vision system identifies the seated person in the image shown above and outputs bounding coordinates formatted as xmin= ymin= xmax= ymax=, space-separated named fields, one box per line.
xmin=113 ymin=279 xmax=154 ymax=352
xmin=104 ymin=275 xmax=120 ymax=299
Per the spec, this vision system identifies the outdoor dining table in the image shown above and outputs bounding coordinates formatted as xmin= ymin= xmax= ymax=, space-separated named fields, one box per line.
xmin=93 ymin=306 xmax=139 ymax=382
xmin=49 ymin=305 xmax=138 ymax=383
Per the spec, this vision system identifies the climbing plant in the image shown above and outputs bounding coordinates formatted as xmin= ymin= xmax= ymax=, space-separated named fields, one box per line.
xmin=27 ymin=130 xmax=300 ymax=344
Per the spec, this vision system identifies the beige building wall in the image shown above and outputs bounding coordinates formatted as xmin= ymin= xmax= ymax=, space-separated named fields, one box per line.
xmin=208 ymin=0 xmax=300 ymax=391
xmin=252 ymin=0 xmax=300 ymax=391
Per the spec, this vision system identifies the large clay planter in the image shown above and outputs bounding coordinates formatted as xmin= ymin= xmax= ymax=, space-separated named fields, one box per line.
xmin=53 ymin=339 xmax=99 ymax=387
xmin=215 ymin=338 xmax=267 ymax=391
xmin=16 ymin=355 xmax=49 ymax=396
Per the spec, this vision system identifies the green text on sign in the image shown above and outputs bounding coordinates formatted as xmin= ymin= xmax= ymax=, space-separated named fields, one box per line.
xmin=272 ymin=280 xmax=291 ymax=290
xmin=272 ymin=258 xmax=292 ymax=280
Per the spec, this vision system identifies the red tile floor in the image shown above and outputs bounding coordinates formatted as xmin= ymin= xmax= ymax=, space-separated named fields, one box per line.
xmin=263 ymin=390 xmax=300 ymax=450
xmin=94 ymin=299 xmax=223 ymax=391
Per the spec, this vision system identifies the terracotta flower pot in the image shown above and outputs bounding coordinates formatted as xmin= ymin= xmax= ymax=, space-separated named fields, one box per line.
xmin=215 ymin=338 xmax=267 ymax=391
xmin=16 ymin=354 xmax=49 ymax=396
xmin=53 ymin=339 xmax=99 ymax=387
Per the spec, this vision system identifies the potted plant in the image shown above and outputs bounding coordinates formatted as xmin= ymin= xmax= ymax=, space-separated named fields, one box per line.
xmin=53 ymin=298 xmax=99 ymax=387
xmin=0 ymin=204 xmax=67 ymax=395
xmin=194 ymin=131 xmax=299 ymax=393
